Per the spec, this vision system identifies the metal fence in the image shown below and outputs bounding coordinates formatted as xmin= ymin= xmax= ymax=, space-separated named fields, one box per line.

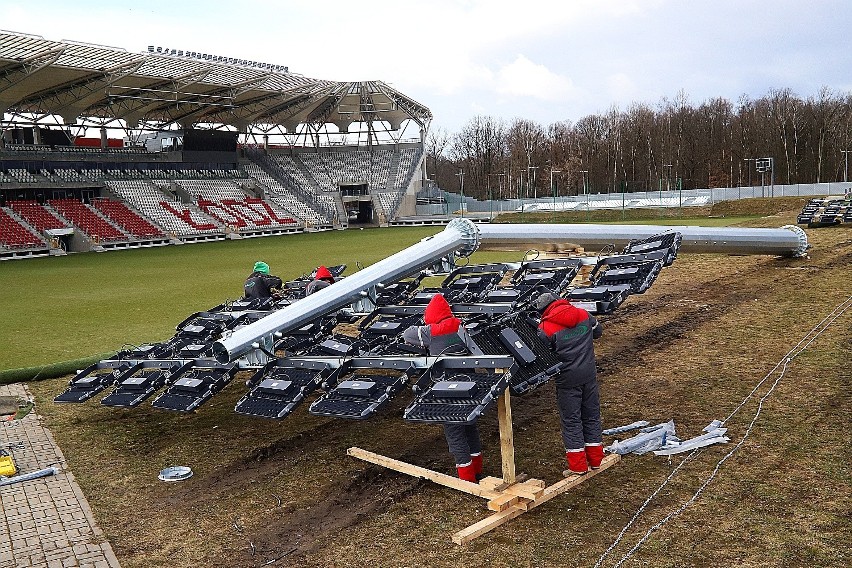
xmin=416 ymin=182 xmax=852 ymax=217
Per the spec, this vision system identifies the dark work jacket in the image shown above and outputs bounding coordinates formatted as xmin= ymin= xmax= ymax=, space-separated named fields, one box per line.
xmin=403 ymin=294 xmax=475 ymax=356
xmin=537 ymin=299 xmax=602 ymax=387
xmin=305 ymin=278 xmax=332 ymax=296
xmin=244 ymin=271 xmax=283 ymax=300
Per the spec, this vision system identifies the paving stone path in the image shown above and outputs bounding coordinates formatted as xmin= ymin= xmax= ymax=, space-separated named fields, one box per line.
xmin=0 ymin=383 xmax=120 ymax=568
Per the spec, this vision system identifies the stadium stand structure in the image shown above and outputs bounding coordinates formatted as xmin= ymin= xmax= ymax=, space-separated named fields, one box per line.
xmin=0 ymin=29 xmax=431 ymax=258
xmin=0 ymin=142 xmax=427 ymax=257
xmin=0 ymin=205 xmax=49 ymax=258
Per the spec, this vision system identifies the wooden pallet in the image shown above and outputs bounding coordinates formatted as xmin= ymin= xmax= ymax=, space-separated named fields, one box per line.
xmin=347 ymin=390 xmax=620 ymax=544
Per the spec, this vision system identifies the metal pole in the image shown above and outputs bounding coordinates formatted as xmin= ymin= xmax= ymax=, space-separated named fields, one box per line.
xmin=663 ymin=164 xmax=673 ymax=213
xmin=213 ymin=221 xmax=809 ymax=364
xmin=551 ymin=170 xmax=561 ymax=214
xmin=214 ymin=218 xmax=480 ymax=364
xmin=455 ymin=170 xmax=465 ymax=218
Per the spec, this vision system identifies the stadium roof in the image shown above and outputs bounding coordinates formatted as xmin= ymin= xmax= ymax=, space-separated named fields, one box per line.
xmin=0 ymin=30 xmax=432 ymax=133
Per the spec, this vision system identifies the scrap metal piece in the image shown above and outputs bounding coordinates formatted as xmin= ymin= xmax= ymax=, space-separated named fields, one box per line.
xmin=654 ymin=429 xmax=730 ymax=455
xmin=0 ymin=466 xmax=59 ymax=486
xmin=601 ymin=421 xmax=651 ymax=436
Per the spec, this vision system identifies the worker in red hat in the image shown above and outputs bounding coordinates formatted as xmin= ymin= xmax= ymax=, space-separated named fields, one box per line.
xmin=305 ymin=265 xmax=335 ymax=296
xmin=402 ymin=293 xmax=483 ymax=483
xmin=535 ymin=292 xmax=604 ymax=476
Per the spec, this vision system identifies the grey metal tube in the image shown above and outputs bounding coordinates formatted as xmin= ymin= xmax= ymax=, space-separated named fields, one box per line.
xmin=213 ymin=218 xmax=479 ymax=364
xmin=214 ymin=220 xmax=807 ymax=364
xmin=477 ymin=223 xmax=808 ymax=257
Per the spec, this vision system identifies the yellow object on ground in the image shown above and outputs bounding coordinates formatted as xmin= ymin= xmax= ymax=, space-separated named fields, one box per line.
xmin=0 ymin=449 xmax=17 ymax=477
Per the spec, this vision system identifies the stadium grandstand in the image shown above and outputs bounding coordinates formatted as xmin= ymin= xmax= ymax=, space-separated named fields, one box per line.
xmin=0 ymin=30 xmax=431 ymax=260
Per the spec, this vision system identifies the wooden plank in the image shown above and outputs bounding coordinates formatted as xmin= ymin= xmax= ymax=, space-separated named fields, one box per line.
xmin=453 ymin=454 xmax=621 ymax=543
xmin=478 ymin=476 xmax=507 ymax=491
xmin=347 ymin=447 xmax=502 ymax=500
xmin=479 ymin=473 xmax=530 ymax=493
xmin=497 ymin=390 xmax=515 ymax=484
xmin=535 ymin=454 xmax=621 ymax=505
xmin=503 ymin=480 xmax=546 ymax=500
xmin=452 ymin=506 xmax=525 ymax=545
xmin=486 ymin=493 xmax=521 ymax=512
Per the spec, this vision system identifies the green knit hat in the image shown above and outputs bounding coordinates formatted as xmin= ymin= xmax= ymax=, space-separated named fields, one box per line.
xmin=253 ymin=261 xmax=270 ymax=274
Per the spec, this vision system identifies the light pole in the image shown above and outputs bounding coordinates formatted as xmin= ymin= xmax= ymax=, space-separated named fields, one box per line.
xmin=755 ymin=157 xmax=773 ymax=198
xmin=743 ymin=158 xmax=755 ymax=192
xmin=528 ymin=165 xmax=539 ymax=200
xmin=841 ymin=149 xmax=850 ymax=183
xmin=455 ymin=170 xmax=464 ymax=218
xmin=488 ymin=172 xmax=505 ymax=218
xmin=550 ymin=169 xmax=562 ymax=214
xmin=579 ymin=170 xmax=589 ymax=222
xmin=663 ymin=164 xmax=674 ymax=212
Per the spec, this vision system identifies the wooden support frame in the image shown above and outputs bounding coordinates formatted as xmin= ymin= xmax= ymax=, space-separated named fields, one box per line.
xmin=347 ymin=389 xmax=620 ymax=544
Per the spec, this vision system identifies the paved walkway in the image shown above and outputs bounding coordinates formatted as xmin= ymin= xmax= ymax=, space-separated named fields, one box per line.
xmin=0 ymin=383 xmax=120 ymax=568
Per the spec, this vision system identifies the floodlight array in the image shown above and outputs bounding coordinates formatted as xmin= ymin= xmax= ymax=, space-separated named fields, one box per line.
xmin=797 ymin=196 xmax=852 ymax=227
xmin=54 ymin=231 xmax=684 ymax=426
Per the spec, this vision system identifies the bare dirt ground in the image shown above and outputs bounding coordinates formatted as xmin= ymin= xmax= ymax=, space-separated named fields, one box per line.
xmin=29 ymin=202 xmax=851 ymax=568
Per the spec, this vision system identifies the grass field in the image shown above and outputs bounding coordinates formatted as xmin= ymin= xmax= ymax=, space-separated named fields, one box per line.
xmin=0 ymin=226 xmax=442 ymax=371
xmin=7 ymin=198 xmax=852 ymax=567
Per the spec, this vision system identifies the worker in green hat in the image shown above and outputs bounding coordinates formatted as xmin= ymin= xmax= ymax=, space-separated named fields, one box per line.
xmin=244 ymin=261 xmax=283 ymax=300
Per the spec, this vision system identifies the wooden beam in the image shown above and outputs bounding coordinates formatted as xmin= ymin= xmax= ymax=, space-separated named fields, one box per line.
xmin=347 ymin=447 xmax=502 ymax=499
xmin=452 ymin=507 xmax=525 ymax=544
xmin=478 ymin=476 xmax=508 ymax=491
xmin=486 ymin=493 xmax=520 ymax=512
xmin=497 ymin=390 xmax=515 ymax=484
xmin=503 ymin=479 xmax=546 ymax=500
xmin=538 ymin=454 xmax=620 ymax=503
xmin=452 ymin=454 xmax=621 ymax=544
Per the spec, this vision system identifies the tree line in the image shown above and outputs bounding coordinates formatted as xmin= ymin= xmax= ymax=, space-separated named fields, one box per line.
xmin=426 ymin=87 xmax=852 ymax=200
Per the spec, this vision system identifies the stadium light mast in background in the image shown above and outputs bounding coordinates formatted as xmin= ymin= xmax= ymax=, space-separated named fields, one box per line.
xmin=550 ymin=169 xmax=562 ymax=213
xmin=756 ymin=157 xmax=774 ymax=198
xmin=663 ymin=164 xmax=673 ymax=210
xmin=488 ymin=172 xmax=505 ymax=217
xmin=529 ymin=166 xmax=539 ymax=200
xmin=580 ymin=170 xmax=589 ymax=222
xmin=841 ymin=149 xmax=850 ymax=182
xmin=743 ymin=158 xmax=756 ymax=189
xmin=455 ymin=170 xmax=465 ymax=218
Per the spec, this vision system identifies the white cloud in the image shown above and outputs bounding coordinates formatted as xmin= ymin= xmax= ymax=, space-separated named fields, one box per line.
xmin=495 ymin=55 xmax=576 ymax=101
xmin=606 ymin=73 xmax=638 ymax=101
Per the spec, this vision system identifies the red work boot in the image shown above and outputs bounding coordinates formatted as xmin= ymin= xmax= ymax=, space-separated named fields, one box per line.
xmin=564 ymin=449 xmax=588 ymax=476
xmin=585 ymin=443 xmax=605 ymax=469
xmin=471 ymin=452 xmax=483 ymax=477
xmin=456 ymin=462 xmax=478 ymax=483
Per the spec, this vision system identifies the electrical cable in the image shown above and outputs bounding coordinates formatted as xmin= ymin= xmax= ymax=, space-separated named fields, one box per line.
xmin=594 ymin=294 xmax=851 ymax=568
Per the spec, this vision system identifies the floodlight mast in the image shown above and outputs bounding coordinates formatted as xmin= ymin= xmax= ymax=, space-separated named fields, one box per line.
xmin=213 ymin=220 xmax=808 ymax=364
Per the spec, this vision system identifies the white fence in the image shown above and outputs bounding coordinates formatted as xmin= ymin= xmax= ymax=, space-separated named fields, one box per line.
xmin=417 ymin=182 xmax=851 ymax=216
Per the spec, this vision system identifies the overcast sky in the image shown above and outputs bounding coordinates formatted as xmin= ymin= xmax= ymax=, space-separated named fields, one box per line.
xmin=3 ymin=0 xmax=851 ymax=137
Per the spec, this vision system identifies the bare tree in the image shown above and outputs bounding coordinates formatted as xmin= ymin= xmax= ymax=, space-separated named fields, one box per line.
xmin=425 ymin=127 xmax=451 ymax=190
xmin=506 ymin=118 xmax=546 ymax=197
xmin=448 ymin=116 xmax=506 ymax=199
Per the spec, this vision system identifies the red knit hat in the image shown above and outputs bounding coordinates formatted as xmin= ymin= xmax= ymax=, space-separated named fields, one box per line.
xmin=315 ymin=265 xmax=334 ymax=281
xmin=424 ymin=293 xmax=453 ymax=325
